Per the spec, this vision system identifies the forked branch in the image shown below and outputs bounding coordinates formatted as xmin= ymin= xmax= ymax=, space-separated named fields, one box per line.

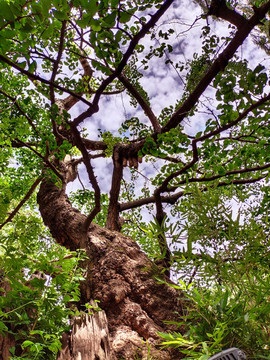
xmin=162 ymin=1 xmax=270 ymax=132
xmin=72 ymin=0 xmax=175 ymax=126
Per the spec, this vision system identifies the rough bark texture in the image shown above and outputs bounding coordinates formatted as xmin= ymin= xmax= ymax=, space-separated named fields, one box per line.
xmin=0 ymin=333 xmax=15 ymax=360
xmin=37 ymin=180 xmax=185 ymax=359
xmin=0 ymin=276 xmax=16 ymax=359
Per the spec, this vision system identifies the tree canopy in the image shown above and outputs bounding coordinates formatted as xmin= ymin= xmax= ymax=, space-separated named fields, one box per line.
xmin=0 ymin=0 xmax=270 ymax=359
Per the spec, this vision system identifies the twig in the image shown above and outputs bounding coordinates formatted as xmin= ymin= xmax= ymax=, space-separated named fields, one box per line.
xmin=118 ymin=74 xmax=161 ymax=133
xmin=72 ymin=0 xmax=175 ymax=126
xmin=15 ymin=139 xmax=64 ymax=181
xmin=162 ymin=1 xmax=270 ymax=132
xmin=0 ymin=54 xmax=92 ymax=108
xmin=0 ymin=177 xmax=43 ymax=230
xmin=0 ymin=89 xmax=38 ymax=133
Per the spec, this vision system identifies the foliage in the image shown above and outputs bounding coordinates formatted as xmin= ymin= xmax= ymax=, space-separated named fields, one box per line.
xmin=0 ymin=210 xmax=87 ymax=360
xmin=70 ymin=189 xmax=109 ymax=227
xmin=1 ymin=0 xmax=270 ymax=358
xmin=158 ymin=186 xmax=270 ymax=359
xmin=160 ymin=268 xmax=270 ymax=359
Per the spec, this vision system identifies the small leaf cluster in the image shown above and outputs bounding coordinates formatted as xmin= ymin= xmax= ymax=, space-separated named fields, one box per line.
xmin=98 ymin=129 xmax=123 ymax=157
xmin=70 ymin=189 xmax=109 ymax=227
xmin=119 ymin=117 xmax=151 ymax=138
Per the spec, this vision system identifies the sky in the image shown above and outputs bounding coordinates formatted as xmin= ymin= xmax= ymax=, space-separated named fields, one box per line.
xmin=66 ymin=0 xmax=270 ymax=227
xmin=67 ymin=0 xmax=203 ymax=193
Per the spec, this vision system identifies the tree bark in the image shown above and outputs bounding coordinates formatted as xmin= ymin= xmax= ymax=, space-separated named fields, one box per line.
xmin=0 ymin=275 xmax=16 ymax=359
xmin=37 ymin=180 xmax=185 ymax=359
xmin=57 ymin=300 xmax=111 ymax=360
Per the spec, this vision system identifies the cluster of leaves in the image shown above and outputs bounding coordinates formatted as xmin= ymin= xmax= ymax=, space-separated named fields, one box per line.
xmin=70 ymin=189 xmax=109 ymax=227
xmin=119 ymin=117 xmax=151 ymax=138
xmin=155 ymin=185 xmax=270 ymax=359
xmin=160 ymin=275 xmax=270 ymax=359
xmin=97 ymin=129 xmax=124 ymax=157
xmin=0 ymin=209 xmax=87 ymax=360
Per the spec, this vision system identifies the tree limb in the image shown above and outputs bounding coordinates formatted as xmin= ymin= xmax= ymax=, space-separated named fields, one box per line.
xmin=167 ymin=162 xmax=270 ymax=191
xmin=72 ymin=0 xmax=175 ymax=126
xmin=15 ymin=139 xmax=64 ymax=181
xmin=0 ymin=54 xmax=93 ymax=108
xmin=105 ymin=145 xmax=124 ymax=231
xmin=50 ymin=20 xmax=67 ymax=104
xmin=156 ymin=140 xmax=199 ymax=195
xmin=70 ymin=125 xmax=101 ymax=232
xmin=118 ymin=74 xmax=161 ymax=133
xmin=120 ymin=175 xmax=265 ymax=211
xmin=207 ymin=0 xmax=248 ymax=28
xmin=0 ymin=89 xmax=38 ymax=134
xmin=162 ymin=1 xmax=270 ymax=132
xmin=0 ymin=177 xmax=43 ymax=230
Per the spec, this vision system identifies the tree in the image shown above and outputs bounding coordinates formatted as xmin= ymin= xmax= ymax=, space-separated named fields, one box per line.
xmin=0 ymin=0 xmax=270 ymax=358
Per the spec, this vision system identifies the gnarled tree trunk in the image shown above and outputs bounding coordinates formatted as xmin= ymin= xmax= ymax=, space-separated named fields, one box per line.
xmin=37 ymin=180 xmax=185 ymax=359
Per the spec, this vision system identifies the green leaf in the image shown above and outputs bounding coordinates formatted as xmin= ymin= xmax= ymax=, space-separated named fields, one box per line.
xmin=118 ymin=11 xmax=132 ymax=23
xmin=102 ymin=12 xmax=116 ymax=27
xmin=110 ymin=0 xmax=119 ymax=7
xmin=21 ymin=340 xmax=35 ymax=349
xmin=217 ymin=165 xmax=226 ymax=176
xmin=17 ymin=61 xmax=26 ymax=69
xmin=0 ymin=1 xmax=14 ymax=22
xmin=76 ymin=15 xmax=92 ymax=28
xmin=81 ymin=0 xmax=98 ymax=16
xmin=28 ymin=61 xmax=37 ymax=73
xmin=41 ymin=23 xmax=54 ymax=39
xmin=9 ymin=2 xmax=21 ymax=17
xmin=90 ymin=19 xmax=101 ymax=31
xmin=21 ymin=18 xmax=35 ymax=33
xmin=53 ymin=10 xmax=69 ymax=21
xmin=0 ymin=321 xmax=8 ymax=333
xmin=1 ymin=28 xmax=16 ymax=39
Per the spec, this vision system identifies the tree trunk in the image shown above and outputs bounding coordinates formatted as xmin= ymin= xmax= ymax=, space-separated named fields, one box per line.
xmin=0 ymin=274 xmax=16 ymax=359
xmin=37 ymin=180 xmax=185 ymax=359
xmin=0 ymin=333 xmax=15 ymax=360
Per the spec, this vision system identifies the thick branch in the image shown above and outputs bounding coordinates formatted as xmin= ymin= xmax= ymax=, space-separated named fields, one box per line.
xmin=82 ymin=138 xmax=107 ymax=151
xmin=208 ymin=0 xmax=248 ymax=28
xmin=154 ymin=194 xmax=171 ymax=272
xmin=120 ymin=192 xmax=184 ymax=211
xmin=50 ymin=20 xmax=67 ymax=104
xmin=105 ymin=145 xmax=124 ymax=231
xmin=118 ymin=74 xmax=161 ymax=133
xmin=120 ymin=175 xmax=265 ymax=212
xmin=70 ymin=125 xmax=101 ymax=232
xmin=72 ymin=0 xmax=174 ymax=126
xmin=162 ymin=1 xmax=270 ymax=132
